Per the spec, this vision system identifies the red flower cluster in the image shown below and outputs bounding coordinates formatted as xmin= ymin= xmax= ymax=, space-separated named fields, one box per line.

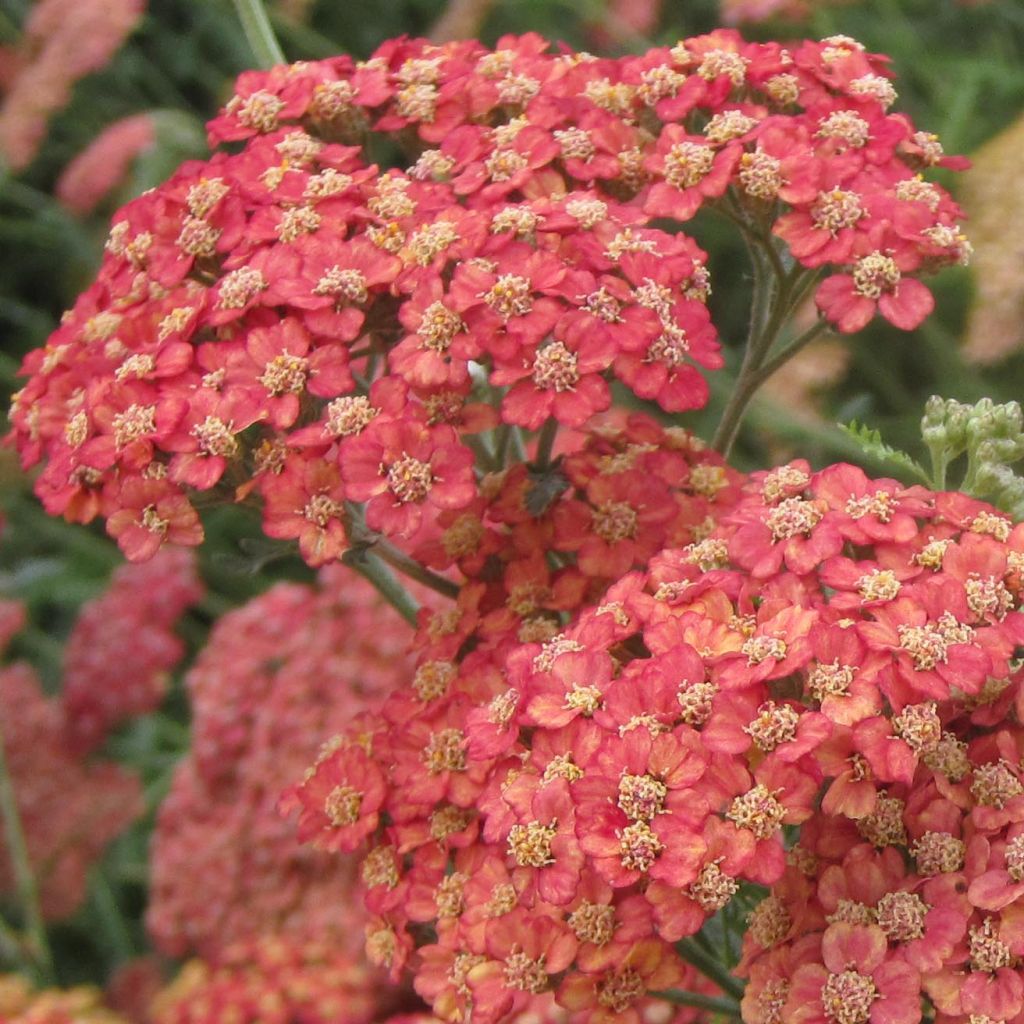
xmin=147 ymin=566 xmax=411 ymax=959
xmin=61 ymin=547 xmax=202 ymax=754
xmin=8 ymin=31 xmax=965 ymax=567
xmin=281 ymin=417 xmax=741 ymax=1024
xmin=284 ymin=458 xmax=1024 ymax=1024
xmin=0 ymin=611 xmax=141 ymax=921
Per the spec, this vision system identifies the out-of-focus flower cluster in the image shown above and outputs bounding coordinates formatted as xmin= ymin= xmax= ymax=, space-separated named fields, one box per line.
xmin=0 ymin=625 xmax=138 ymax=922
xmin=149 ymin=938 xmax=382 ymax=1024
xmin=62 ymin=547 xmax=203 ymax=755
xmin=0 ymin=0 xmax=145 ymax=171
xmin=55 ymin=114 xmax=157 ymax=217
xmin=282 ymin=457 xmax=1024 ymax=1024
xmin=0 ymin=548 xmax=196 ymax=920
xmin=147 ymin=566 xmax=411 ymax=959
xmin=8 ymin=31 xmax=967 ymax=567
xmin=0 ymin=974 xmax=129 ymax=1024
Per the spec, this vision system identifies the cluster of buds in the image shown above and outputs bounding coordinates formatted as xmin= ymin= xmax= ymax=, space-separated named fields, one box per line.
xmin=283 ymin=459 xmax=1024 ymax=1024
xmin=922 ymin=396 xmax=1024 ymax=519
xmin=8 ymin=30 xmax=966 ymax=568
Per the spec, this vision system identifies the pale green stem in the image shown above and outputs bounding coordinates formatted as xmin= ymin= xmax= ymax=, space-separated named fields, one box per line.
xmin=342 ymin=549 xmax=420 ymax=626
xmin=711 ymin=262 xmax=820 ymax=458
xmin=675 ymin=937 xmax=745 ymax=1001
xmin=0 ymin=723 xmax=53 ymax=984
xmin=344 ymin=503 xmax=459 ymax=601
xmin=653 ymin=988 xmax=741 ymax=1016
xmin=90 ymin=869 xmax=134 ymax=962
xmin=372 ymin=536 xmax=460 ymax=600
xmin=232 ymin=0 xmax=285 ymax=68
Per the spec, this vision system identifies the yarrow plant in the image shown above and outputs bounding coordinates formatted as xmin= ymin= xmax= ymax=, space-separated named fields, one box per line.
xmin=8 ymin=20 xmax=1020 ymax=1024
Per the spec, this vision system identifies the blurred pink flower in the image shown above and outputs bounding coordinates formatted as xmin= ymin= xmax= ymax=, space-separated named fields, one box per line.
xmin=56 ymin=113 xmax=155 ymax=214
xmin=0 ymin=0 xmax=145 ymax=170
xmin=720 ymin=0 xmax=810 ymax=23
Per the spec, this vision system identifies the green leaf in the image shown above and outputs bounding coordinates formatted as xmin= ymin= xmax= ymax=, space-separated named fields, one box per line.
xmin=837 ymin=420 xmax=930 ymax=485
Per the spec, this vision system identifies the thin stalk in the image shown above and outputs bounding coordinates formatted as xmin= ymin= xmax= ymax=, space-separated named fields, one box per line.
xmin=344 ymin=503 xmax=459 ymax=601
xmin=711 ymin=242 xmax=774 ymax=456
xmin=750 ymin=318 xmax=832 ymax=387
xmin=711 ymin=264 xmax=820 ymax=457
xmin=0 ymin=912 xmax=27 ymax=968
xmin=492 ymin=424 xmax=513 ymax=470
xmin=675 ymin=937 xmax=745 ymax=1001
xmin=90 ymin=870 xmax=134 ymax=962
xmin=342 ymin=549 xmax=419 ymax=626
xmin=652 ymin=989 xmax=741 ymax=1016
xmin=0 ymin=725 xmax=53 ymax=984
xmin=372 ymin=536 xmax=460 ymax=600
xmin=509 ymin=425 xmax=527 ymax=463
xmin=464 ymin=433 xmax=497 ymax=473
xmin=532 ymin=417 xmax=559 ymax=470
xmin=232 ymin=0 xmax=285 ymax=69
xmin=926 ymin=440 xmax=950 ymax=492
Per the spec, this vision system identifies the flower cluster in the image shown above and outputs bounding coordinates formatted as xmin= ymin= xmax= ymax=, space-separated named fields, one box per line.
xmin=61 ymin=547 xmax=202 ymax=755
xmin=8 ymin=31 xmax=966 ymax=568
xmin=0 ymin=974 xmax=129 ymax=1024
xmin=147 ymin=566 xmax=410 ymax=958
xmin=55 ymin=113 xmax=156 ymax=216
xmin=283 ymin=457 xmax=1024 ymax=1024
xmin=0 ymin=0 xmax=144 ymax=171
xmin=0 ymin=652 xmax=141 ymax=921
xmin=149 ymin=938 xmax=383 ymax=1024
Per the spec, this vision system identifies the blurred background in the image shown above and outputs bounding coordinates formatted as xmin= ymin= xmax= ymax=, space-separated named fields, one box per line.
xmin=0 ymin=0 xmax=1022 ymax=999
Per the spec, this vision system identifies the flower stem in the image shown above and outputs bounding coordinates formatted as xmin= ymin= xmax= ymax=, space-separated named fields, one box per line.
xmin=344 ymin=502 xmax=460 ymax=601
xmin=675 ymin=937 xmax=745 ymax=1001
xmin=0 ymin=722 xmax=54 ymax=985
xmin=372 ymin=536 xmax=461 ymax=599
xmin=90 ymin=869 xmax=134 ymax=963
xmin=342 ymin=548 xmax=420 ymax=626
xmin=711 ymin=258 xmax=821 ymax=458
xmin=652 ymin=988 xmax=741 ymax=1016
xmin=749 ymin=317 xmax=832 ymax=390
xmin=532 ymin=417 xmax=559 ymax=471
xmin=232 ymin=0 xmax=285 ymax=69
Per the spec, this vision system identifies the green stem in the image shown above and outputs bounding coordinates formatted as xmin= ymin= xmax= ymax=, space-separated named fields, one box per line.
xmin=372 ymin=536 xmax=460 ymax=600
xmin=0 ymin=912 xmax=27 ymax=969
xmin=90 ymin=870 xmax=134 ymax=962
xmin=344 ymin=503 xmax=459 ymax=601
xmin=750 ymin=318 xmax=832 ymax=388
xmin=711 ymin=264 xmax=820 ymax=458
xmin=0 ymin=723 xmax=53 ymax=984
xmin=342 ymin=549 xmax=419 ymax=626
xmin=652 ymin=988 xmax=741 ymax=1016
xmin=675 ymin=937 xmax=745 ymax=1001
xmin=711 ymin=243 xmax=774 ymax=457
xmin=532 ymin=417 xmax=559 ymax=470
xmin=232 ymin=0 xmax=285 ymax=68
xmin=926 ymin=440 xmax=950 ymax=491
